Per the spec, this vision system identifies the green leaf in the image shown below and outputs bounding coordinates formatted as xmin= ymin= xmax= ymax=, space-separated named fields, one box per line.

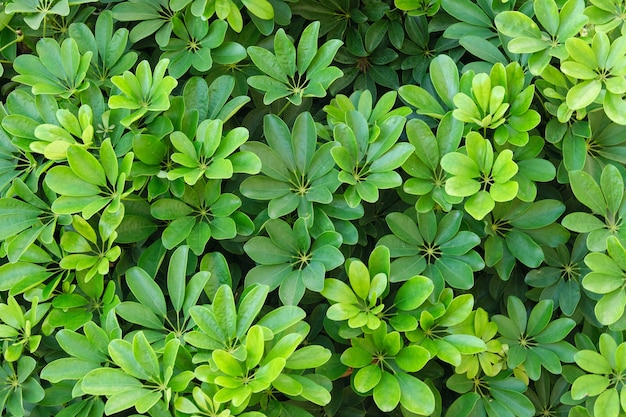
xmin=82 ymin=368 xmax=142 ymax=395
xmin=115 ymin=301 xmax=164 ymax=330
xmin=566 ymin=79 xmax=602 ymax=110
xmin=535 ymin=0 xmax=559 ymax=34
xmin=45 ymin=166 xmax=101 ymax=196
xmin=109 ymin=338 xmax=150 ymax=380
xmin=292 ymin=112 xmax=316 ymax=174
xmin=583 ymin=267 xmax=623 ymax=293
xmin=105 ymin=389 xmax=156 ymax=415
xmin=505 ymin=229 xmax=544 ymax=267
xmin=132 ymin=332 xmax=160 ymax=380
xmin=571 ymin=374 xmax=611 ymax=399
xmin=67 ymin=145 xmax=107 ymax=187
xmin=562 ymin=212 xmax=605 ymax=232
xmin=465 ymin=190 xmax=495 ymax=220
xmin=244 ymin=237 xmax=293 ymax=264
xmin=245 ymin=325 xmax=264 ymax=370
xmin=394 ymin=275 xmax=433 ymax=310
xmin=526 ymin=300 xmax=553 ymax=337
xmin=241 ymin=0 xmax=273 ymax=19
xmin=595 ymin=289 xmax=626 ymax=325
xmin=289 ymin=374 xmax=331 ymax=405
xmin=459 ymin=36 xmax=508 ymax=64
xmin=395 ymin=345 xmax=430 ymax=372
xmin=490 ymin=388 xmax=535 ymax=417
xmin=442 ymin=0 xmax=492 ymax=27
xmin=354 ymin=364 xmax=382 ymax=393
xmin=273 ymin=373 xmax=303 ymax=396
xmin=534 ymin=318 xmax=577 ymax=343
xmin=348 ymin=261 xmax=371 ymax=300
xmin=297 ymin=21 xmax=319 ymax=74
xmin=398 ymin=85 xmax=446 ymax=118
xmin=322 ymin=278 xmax=358 ymax=304
xmin=125 ymin=266 xmax=167 ymax=317
xmin=510 ymin=200 xmax=566 ymax=229
xmin=444 ymin=334 xmax=487 ymax=354
xmin=595 ymin=388 xmax=620 ymax=417
xmin=213 ymin=284 xmax=237 ymax=339
xmin=430 ymin=55 xmax=460 ymax=108
xmin=167 ymin=246 xmax=188 ymax=313
xmin=495 ymin=11 xmax=542 ymax=39
xmin=56 ymin=328 xmax=106 ymax=362
xmin=0 ymin=263 xmax=50 ymax=294
xmin=213 ymin=349 xmax=245 ymax=377
xmin=286 ymin=345 xmax=331 ymax=369
xmin=41 ymin=358 xmax=100 ymax=382
xmin=373 ymin=371 xmax=401 ymax=412
xmin=385 ymin=212 xmax=423 ymax=246
xmin=247 ymin=46 xmax=288 ymax=83
xmin=601 ymin=164 xmax=624 ymax=214
xmin=396 ymin=372 xmax=435 ymax=415
xmin=0 ymin=199 xmax=42 ymax=241
xmin=569 ymin=170 xmax=607 ymax=214
xmin=439 ymin=294 xmax=474 ymax=327
xmin=558 ymin=0 xmax=588 ymax=39
xmin=445 ymin=392 xmax=480 ymax=416
xmin=340 ymin=346 xmax=373 ymax=368
xmin=236 ymin=284 xmax=269 ymax=338
xmin=273 ymin=29 xmax=296 ymax=78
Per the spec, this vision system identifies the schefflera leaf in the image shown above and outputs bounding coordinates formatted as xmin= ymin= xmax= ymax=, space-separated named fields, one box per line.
xmin=483 ymin=198 xmax=568 ymax=281
xmin=45 ymin=138 xmax=134 ymax=219
xmin=492 ymin=296 xmax=577 ymax=382
xmin=247 ymin=21 xmax=343 ymax=105
xmin=452 ymin=62 xmax=541 ymax=147
xmin=171 ymin=0 xmax=274 ymax=33
xmin=68 ymin=10 xmax=139 ymax=88
xmin=510 ymin=135 xmax=557 ymax=202
xmin=321 ymin=245 xmax=393 ymax=336
xmin=398 ymin=54 xmax=460 ymax=120
xmin=441 ymin=132 xmax=519 ymax=220
xmin=378 ymin=209 xmax=484 ymax=296
xmin=12 ymin=37 xmax=92 ymax=98
xmin=150 ymin=178 xmax=253 ymax=256
xmin=244 ymin=217 xmax=344 ymax=305
xmin=192 ymin=283 xmax=332 ymax=411
xmin=560 ymin=31 xmax=626 ymax=125
xmin=323 ymin=245 xmax=435 ymax=336
xmin=524 ymin=234 xmax=590 ymax=317
xmin=239 ymin=112 xmax=341 ymax=227
xmin=330 ymin=108 xmax=413 ymax=208
xmin=31 ymin=104 xmax=96 ymax=161
xmin=160 ymin=10 xmax=229 ymax=78
xmin=402 ymin=114 xmax=464 ymax=213
xmin=185 ymin=283 xmax=317 ymax=369
xmin=208 ymin=325 xmax=332 ymax=410
xmin=562 ymin=164 xmax=626 ymax=252
xmin=406 ymin=291 xmax=488 ymax=367
xmin=0 ymin=178 xmax=72 ymax=265
xmin=108 ymin=59 xmax=178 ymax=126
xmin=81 ymin=333 xmax=193 ymax=415
xmin=40 ymin=321 xmax=114 ymax=393
xmin=340 ymin=322 xmax=435 ymax=415
xmin=59 ymin=212 xmax=123 ymax=283
xmin=495 ymin=0 xmax=588 ymax=75
xmin=166 ymin=118 xmax=261 ymax=185
xmin=583 ymin=235 xmax=626 ymax=327
xmin=571 ymin=333 xmax=626 ymax=417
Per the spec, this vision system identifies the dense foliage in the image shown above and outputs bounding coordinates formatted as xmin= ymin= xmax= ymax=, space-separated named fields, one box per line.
xmin=0 ymin=0 xmax=625 ymax=416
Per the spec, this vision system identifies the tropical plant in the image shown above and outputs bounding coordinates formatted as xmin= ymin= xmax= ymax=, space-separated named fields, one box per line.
xmin=1 ymin=1 xmax=626 ymax=416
